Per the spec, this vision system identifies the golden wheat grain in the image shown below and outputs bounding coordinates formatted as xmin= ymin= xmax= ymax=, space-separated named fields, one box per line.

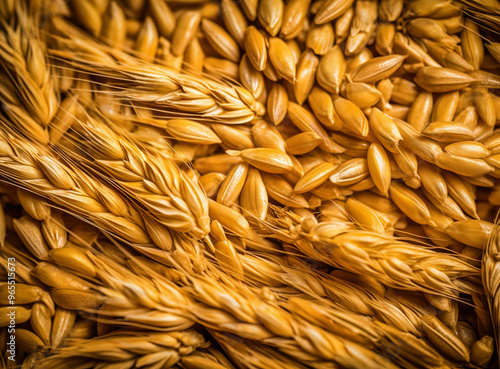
xmin=316 ymin=45 xmax=345 ymax=94
xmin=251 ymin=120 xmax=286 ymax=152
xmin=258 ymin=0 xmax=283 ymax=37
xmin=244 ymin=26 xmax=267 ymax=72
xmin=240 ymin=167 xmax=268 ymax=221
xmin=288 ymin=101 xmax=345 ymax=153
xmin=293 ymin=50 xmax=319 ymax=105
xmin=216 ymin=163 xmax=249 ymax=207
xmin=344 ymin=82 xmax=382 ymax=110
xmin=470 ymin=335 xmax=494 ymax=366
xmin=0 ymin=306 xmax=31 ymax=327
xmin=314 ymin=0 xmax=354 ymax=24
xmin=261 ymin=172 xmax=308 ymax=208
xmin=280 ymin=0 xmax=309 ymax=39
xmin=212 ymin=123 xmax=254 ymax=150
xmin=308 ymin=86 xmax=342 ymax=129
xmin=442 ymin=171 xmax=479 ymax=218
xmin=239 ymin=54 xmax=265 ymax=99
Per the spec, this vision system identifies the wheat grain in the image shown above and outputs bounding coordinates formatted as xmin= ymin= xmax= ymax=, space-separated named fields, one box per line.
xmin=316 ymin=46 xmax=345 ymax=94
xmin=194 ymin=153 xmax=243 ymax=174
xmin=268 ymin=37 xmax=295 ymax=83
xmin=423 ymin=38 xmax=474 ymax=72
xmin=294 ymin=162 xmax=336 ymax=194
xmin=35 ymin=261 xmax=90 ymax=291
xmin=261 ymin=172 xmax=308 ymax=208
xmin=293 ymin=50 xmax=319 ymax=105
xmin=13 ymin=215 xmax=50 ymax=260
xmin=436 ymin=152 xmax=495 ymax=177
xmin=132 ymin=16 xmax=158 ymax=61
xmin=367 ymin=143 xmax=391 ymax=195
xmin=442 ymin=171 xmax=479 ymax=218
xmin=227 ymin=148 xmax=293 ymax=174
xmin=285 ymin=132 xmax=323 ymax=155
xmin=423 ymin=121 xmax=476 ymax=142
xmin=307 ymin=87 xmax=341 ymax=129
xmin=258 ymin=0 xmax=283 ymax=37
xmin=375 ymin=23 xmax=395 ymax=56
xmin=445 ymin=141 xmax=489 ymax=159
xmin=392 ymin=32 xmax=440 ymax=67
xmin=17 ymin=328 xmax=45 ymax=354
xmin=69 ymin=0 xmax=101 ymax=36
xmin=0 ymin=306 xmax=31 ymax=326
xmin=266 ymin=83 xmax=288 ymax=125
xmin=244 ymin=26 xmax=267 ymax=72
xmin=344 ymin=82 xmax=382 ymax=110
xmin=239 ymin=54 xmax=265 ymax=100
xmin=288 ymin=101 xmax=344 ymax=153
xmin=329 ymin=158 xmax=369 ymax=186
xmin=334 ymin=7 xmax=353 ymax=44
xmin=280 ymin=0 xmax=309 ymax=40
xmin=415 ymin=67 xmax=477 ymax=92
xmin=239 ymin=167 xmax=268 ymax=221
xmin=421 ymin=315 xmax=471 ymax=361
xmin=314 ymin=0 xmax=354 ymax=24
xmin=30 ymin=302 xmax=52 ymax=346
xmin=212 ymin=123 xmax=254 ymax=150
xmin=407 ymin=92 xmax=433 ymax=132
xmin=305 ymin=23 xmax=334 ymax=56
xmin=201 ymin=18 xmax=240 ymax=64
xmin=251 ymin=120 xmax=286 ymax=152
xmin=456 ymin=321 xmax=479 ymax=348
xmin=418 ymin=161 xmax=448 ymax=203
xmin=0 ymin=283 xmax=46 ymax=305
xmin=445 ymin=220 xmax=494 ymax=249
xmin=470 ymin=335 xmax=494 ymax=366
xmin=49 ymin=307 xmax=75 ymax=348
xmin=216 ymin=163 xmax=249 ymax=207
xmin=49 ymin=247 xmax=96 ymax=277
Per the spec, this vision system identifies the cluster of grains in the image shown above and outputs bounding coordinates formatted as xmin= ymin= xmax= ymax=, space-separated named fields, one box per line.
xmin=0 ymin=0 xmax=500 ymax=368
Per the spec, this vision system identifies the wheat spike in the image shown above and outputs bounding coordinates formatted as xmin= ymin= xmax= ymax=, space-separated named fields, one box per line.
xmin=263 ymin=209 xmax=481 ymax=298
xmin=47 ymin=17 xmax=265 ymax=124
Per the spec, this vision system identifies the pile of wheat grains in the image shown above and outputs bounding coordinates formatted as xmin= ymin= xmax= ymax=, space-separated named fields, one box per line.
xmin=0 ymin=0 xmax=499 ymax=368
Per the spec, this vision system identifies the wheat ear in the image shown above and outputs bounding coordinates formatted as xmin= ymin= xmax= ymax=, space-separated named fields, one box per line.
xmin=0 ymin=2 xmax=57 ymax=143
xmin=47 ymin=16 xmax=265 ymax=125
xmin=262 ymin=209 xmax=481 ymax=298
